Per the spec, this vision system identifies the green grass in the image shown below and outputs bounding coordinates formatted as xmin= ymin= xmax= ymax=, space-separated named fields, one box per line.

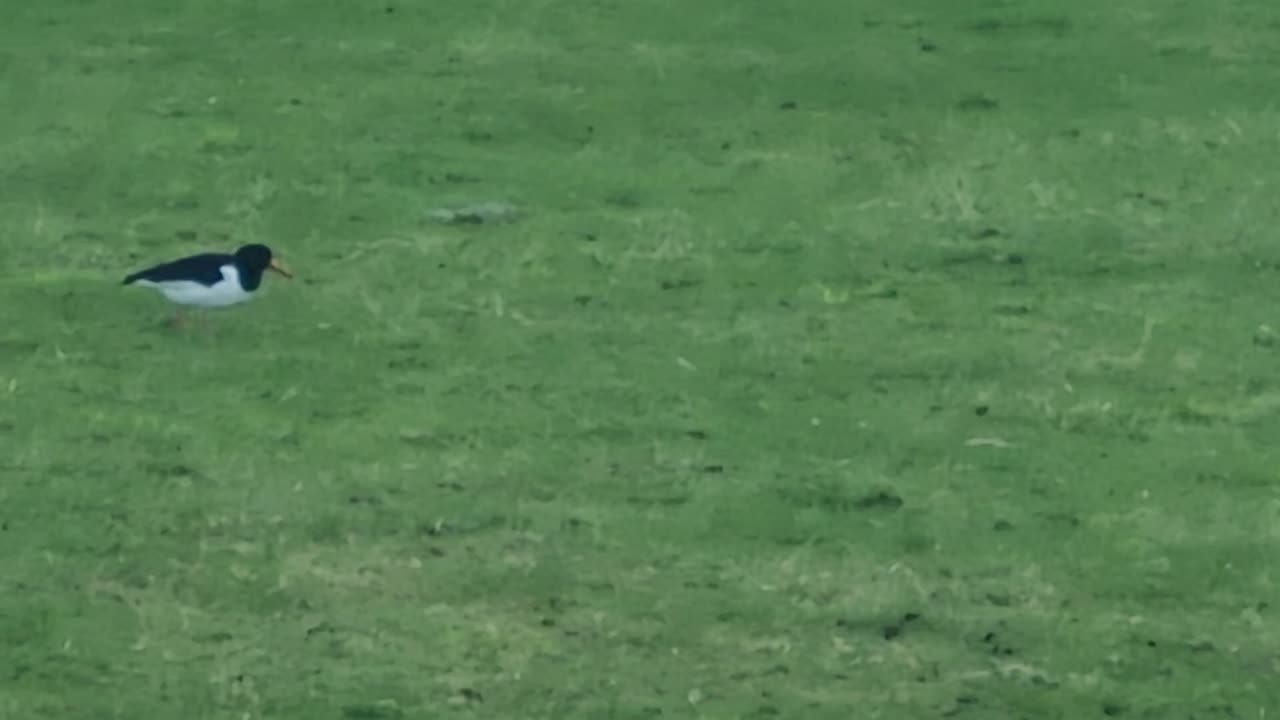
xmin=3 ymin=0 xmax=1280 ymax=717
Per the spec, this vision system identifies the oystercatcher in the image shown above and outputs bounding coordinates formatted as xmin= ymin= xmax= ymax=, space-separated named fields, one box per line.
xmin=123 ymin=243 xmax=292 ymax=324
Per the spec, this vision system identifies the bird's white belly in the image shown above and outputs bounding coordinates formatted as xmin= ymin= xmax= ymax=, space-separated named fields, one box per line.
xmin=139 ymin=265 xmax=252 ymax=307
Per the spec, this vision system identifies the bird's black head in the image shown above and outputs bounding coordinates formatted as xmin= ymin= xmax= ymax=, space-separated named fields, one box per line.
xmin=234 ymin=244 xmax=292 ymax=279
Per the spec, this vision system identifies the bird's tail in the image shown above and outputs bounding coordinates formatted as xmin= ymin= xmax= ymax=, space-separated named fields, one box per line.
xmin=122 ymin=272 xmax=141 ymax=285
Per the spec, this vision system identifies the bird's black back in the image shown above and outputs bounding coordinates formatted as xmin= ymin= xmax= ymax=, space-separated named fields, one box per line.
xmin=123 ymin=253 xmax=233 ymax=287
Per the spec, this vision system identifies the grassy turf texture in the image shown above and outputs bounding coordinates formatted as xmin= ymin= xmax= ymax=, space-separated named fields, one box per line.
xmin=3 ymin=1 xmax=1280 ymax=718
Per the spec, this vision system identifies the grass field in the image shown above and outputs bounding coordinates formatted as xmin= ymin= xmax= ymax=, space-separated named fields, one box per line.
xmin=3 ymin=1 xmax=1280 ymax=717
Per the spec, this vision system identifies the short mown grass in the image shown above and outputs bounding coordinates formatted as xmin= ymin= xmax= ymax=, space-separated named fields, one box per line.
xmin=2 ymin=1 xmax=1279 ymax=718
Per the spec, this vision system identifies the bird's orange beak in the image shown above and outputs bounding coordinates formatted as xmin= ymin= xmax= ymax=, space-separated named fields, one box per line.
xmin=269 ymin=259 xmax=293 ymax=278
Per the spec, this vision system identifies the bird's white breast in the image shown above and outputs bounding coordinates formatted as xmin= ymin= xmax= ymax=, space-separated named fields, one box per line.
xmin=138 ymin=265 xmax=252 ymax=307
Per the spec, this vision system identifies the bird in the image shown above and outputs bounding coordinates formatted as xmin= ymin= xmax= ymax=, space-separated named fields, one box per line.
xmin=123 ymin=243 xmax=293 ymax=325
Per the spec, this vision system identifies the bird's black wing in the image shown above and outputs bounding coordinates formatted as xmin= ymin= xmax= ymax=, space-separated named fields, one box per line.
xmin=123 ymin=253 xmax=231 ymax=286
